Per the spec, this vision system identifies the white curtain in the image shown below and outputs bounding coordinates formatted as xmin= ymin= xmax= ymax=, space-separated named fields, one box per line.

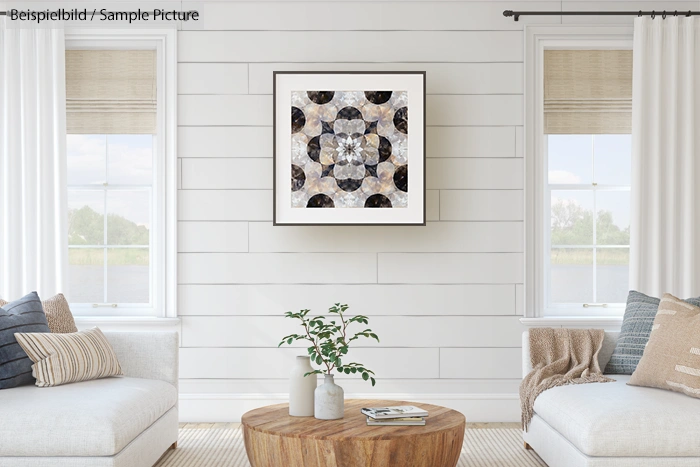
xmin=630 ymin=17 xmax=700 ymax=297
xmin=0 ymin=20 xmax=68 ymax=300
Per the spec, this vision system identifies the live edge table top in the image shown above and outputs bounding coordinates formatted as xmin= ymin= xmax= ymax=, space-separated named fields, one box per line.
xmin=241 ymin=399 xmax=465 ymax=440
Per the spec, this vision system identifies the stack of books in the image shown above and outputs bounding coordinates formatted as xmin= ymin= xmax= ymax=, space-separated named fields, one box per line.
xmin=361 ymin=405 xmax=428 ymax=426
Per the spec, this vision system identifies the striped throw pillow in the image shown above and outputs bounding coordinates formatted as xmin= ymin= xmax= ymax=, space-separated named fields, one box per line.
xmin=1 ymin=293 xmax=77 ymax=334
xmin=629 ymin=294 xmax=700 ymax=399
xmin=605 ymin=291 xmax=700 ymax=374
xmin=15 ymin=327 xmax=123 ymax=387
xmin=0 ymin=292 xmax=51 ymax=389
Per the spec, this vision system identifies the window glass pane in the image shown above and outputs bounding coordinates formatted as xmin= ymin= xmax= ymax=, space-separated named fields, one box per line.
xmin=106 ymin=191 xmax=150 ymax=245
xmin=596 ymin=248 xmax=630 ymax=303
xmin=548 ymin=135 xmax=592 ymax=184
xmin=106 ymin=248 xmax=149 ymax=303
xmin=550 ymin=248 xmax=593 ymax=303
xmin=68 ymin=248 xmax=104 ymax=303
xmin=68 ymin=191 xmax=104 ymax=245
xmin=596 ymin=191 xmax=630 ymax=245
xmin=594 ymin=135 xmax=631 ymax=185
xmin=107 ymin=135 xmax=153 ymax=185
xmin=67 ymin=135 xmax=106 ymax=185
xmin=551 ymin=190 xmax=593 ymax=245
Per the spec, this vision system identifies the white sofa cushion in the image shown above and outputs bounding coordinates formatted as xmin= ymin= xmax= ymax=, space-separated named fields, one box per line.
xmin=534 ymin=375 xmax=700 ymax=457
xmin=0 ymin=377 xmax=177 ymax=457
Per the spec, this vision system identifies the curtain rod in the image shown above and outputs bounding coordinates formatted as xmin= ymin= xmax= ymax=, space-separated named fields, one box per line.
xmin=2 ymin=9 xmax=697 ymax=20
xmin=504 ymin=10 xmax=700 ymax=21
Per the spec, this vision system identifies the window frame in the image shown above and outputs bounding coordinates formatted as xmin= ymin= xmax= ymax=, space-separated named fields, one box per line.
xmin=65 ymin=29 xmax=177 ymax=318
xmin=524 ymin=25 xmax=632 ymax=319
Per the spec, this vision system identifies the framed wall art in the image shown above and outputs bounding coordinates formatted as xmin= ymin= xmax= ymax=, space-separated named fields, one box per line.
xmin=273 ymin=71 xmax=426 ymax=226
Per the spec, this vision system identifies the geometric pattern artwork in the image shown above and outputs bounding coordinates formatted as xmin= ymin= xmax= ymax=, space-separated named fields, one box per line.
xmin=290 ymin=90 xmax=408 ymax=208
xmin=273 ymin=71 xmax=425 ymax=226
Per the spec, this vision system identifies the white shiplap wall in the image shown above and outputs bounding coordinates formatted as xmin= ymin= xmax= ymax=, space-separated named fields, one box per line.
xmin=174 ymin=0 xmax=542 ymax=423
xmin=172 ymin=0 xmax=694 ymax=422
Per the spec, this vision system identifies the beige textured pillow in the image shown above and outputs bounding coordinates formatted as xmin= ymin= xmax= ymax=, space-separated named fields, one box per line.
xmin=14 ymin=327 xmax=123 ymax=387
xmin=0 ymin=293 xmax=77 ymax=333
xmin=629 ymin=293 xmax=700 ymax=398
xmin=41 ymin=294 xmax=78 ymax=333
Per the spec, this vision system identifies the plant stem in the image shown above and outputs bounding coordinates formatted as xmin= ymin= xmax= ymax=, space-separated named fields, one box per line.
xmin=303 ymin=319 xmax=331 ymax=374
xmin=328 ymin=308 xmax=349 ymax=374
xmin=339 ymin=309 xmax=348 ymax=343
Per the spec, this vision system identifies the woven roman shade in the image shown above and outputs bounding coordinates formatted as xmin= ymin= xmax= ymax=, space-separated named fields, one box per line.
xmin=544 ymin=50 xmax=632 ymax=134
xmin=66 ymin=50 xmax=156 ymax=134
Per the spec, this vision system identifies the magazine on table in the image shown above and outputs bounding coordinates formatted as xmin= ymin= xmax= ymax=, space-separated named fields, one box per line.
xmin=366 ymin=417 xmax=426 ymax=426
xmin=361 ymin=405 xmax=428 ymax=420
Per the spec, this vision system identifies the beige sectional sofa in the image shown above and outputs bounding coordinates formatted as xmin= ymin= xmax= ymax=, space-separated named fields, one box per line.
xmin=522 ymin=331 xmax=700 ymax=467
xmin=0 ymin=331 xmax=179 ymax=467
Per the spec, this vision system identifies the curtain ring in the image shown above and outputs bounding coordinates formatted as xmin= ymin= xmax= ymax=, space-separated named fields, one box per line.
xmin=651 ymin=10 xmax=655 ymax=19
xmin=662 ymin=11 xmax=666 ymax=19
xmin=674 ymin=10 xmax=678 ymax=17
xmin=687 ymin=10 xmax=692 ymax=17
xmin=638 ymin=10 xmax=642 ymax=17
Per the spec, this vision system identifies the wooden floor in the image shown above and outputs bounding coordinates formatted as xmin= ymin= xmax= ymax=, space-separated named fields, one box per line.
xmin=180 ymin=422 xmax=520 ymax=429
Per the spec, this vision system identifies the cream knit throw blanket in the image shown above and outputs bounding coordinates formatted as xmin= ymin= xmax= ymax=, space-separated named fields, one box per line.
xmin=520 ymin=328 xmax=614 ymax=430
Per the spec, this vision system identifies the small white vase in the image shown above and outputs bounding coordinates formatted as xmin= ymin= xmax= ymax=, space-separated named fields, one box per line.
xmin=314 ymin=374 xmax=344 ymax=420
xmin=289 ymin=356 xmax=317 ymax=417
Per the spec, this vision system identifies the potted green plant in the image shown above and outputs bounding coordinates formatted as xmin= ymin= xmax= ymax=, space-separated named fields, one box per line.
xmin=279 ymin=303 xmax=379 ymax=420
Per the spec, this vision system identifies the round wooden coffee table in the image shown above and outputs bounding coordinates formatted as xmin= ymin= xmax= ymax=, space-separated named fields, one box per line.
xmin=241 ymin=399 xmax=465 ymax=467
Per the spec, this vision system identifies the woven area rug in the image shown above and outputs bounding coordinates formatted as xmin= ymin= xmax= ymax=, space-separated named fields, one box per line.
xmin=156 ymin=424 xmax=546 ymax=467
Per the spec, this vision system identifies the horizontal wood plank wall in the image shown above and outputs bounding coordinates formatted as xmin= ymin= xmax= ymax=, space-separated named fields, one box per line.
xmin=175 ymin=0 xmax=563 ymax=423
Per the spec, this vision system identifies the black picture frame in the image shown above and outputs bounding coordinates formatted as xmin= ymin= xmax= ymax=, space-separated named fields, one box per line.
xmin=273 ymin=71 xmax=426 ymax=226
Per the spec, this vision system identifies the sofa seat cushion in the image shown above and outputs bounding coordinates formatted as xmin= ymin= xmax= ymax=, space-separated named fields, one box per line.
xmin=534 ymin=375 xmax=700 ymax=457
xmin=0 ymin=377 xmax=177 ymax=457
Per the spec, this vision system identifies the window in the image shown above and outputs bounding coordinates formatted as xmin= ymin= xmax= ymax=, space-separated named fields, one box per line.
xmin=64 ymin=30 xmax=177 ymax=317
xmin=67 ymin=134 xmax=154 ymax=309
xmin=546 ymin=134 xmax=631 ymax=312
xmin=523 ymin=26 xmax=634 ymax=318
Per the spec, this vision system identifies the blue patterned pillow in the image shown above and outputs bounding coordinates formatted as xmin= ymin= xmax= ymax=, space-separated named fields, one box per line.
xmin=0 ymin=292 xmax=50 ymax=389
xmin=605 ymin=291 xmax=700 ymax=374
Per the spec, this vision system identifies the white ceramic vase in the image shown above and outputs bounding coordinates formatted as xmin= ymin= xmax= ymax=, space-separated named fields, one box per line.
xmin=289 ymin=356 xmax=317 ymax=417
xmin=314 ymin=374 xmax=344 ymax=420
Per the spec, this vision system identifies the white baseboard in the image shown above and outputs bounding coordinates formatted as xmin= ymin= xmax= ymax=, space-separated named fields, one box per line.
xmin=178 ymin=392 xmax=520 ymax=423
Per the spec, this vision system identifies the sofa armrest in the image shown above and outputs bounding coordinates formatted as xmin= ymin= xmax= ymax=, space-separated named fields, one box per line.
xmin=103 ymin=332 xmax=179 ymax=390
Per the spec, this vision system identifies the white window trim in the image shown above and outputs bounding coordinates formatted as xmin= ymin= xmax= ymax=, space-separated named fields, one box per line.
xmin=65 ymin=28 xmax=177 ymax=319
xmin=520 ymin=315 xmax=623 ymax=330
xmin=73 ymin=315 xmax=181 ymax=332
xmin=523 ymin=25 xmax=632 ymax=322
